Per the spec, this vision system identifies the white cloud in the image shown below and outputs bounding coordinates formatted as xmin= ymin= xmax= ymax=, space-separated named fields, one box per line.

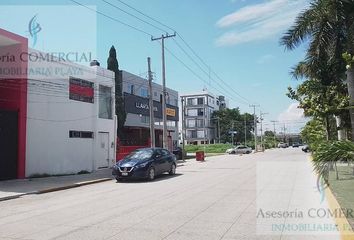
xmin=215 ymin=0 xmax=309 ymax=46
xmin=217 ymin=0 xmax=288 ymax=28
xmin=257 ymin=54 xmax=275 ymax=64
xmin=278 ymin=103 xmax=305 ymax=122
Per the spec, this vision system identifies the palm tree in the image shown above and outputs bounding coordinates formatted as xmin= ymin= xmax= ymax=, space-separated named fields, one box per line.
xmin=281 ymin=0 xmax=354 ymax=140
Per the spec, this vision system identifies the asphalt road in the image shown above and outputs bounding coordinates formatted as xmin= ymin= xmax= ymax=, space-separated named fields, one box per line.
xmin=0 ymin=148 xmax=342 ymax=240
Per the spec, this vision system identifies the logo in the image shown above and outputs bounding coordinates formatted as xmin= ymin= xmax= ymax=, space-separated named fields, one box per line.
xmin=124 ymin=167 xmax=127 ymax=172
xmin=316 ymin=175 xmax=326 ymax=204
xmin=28 ymin=14 xmax=42 ymax=47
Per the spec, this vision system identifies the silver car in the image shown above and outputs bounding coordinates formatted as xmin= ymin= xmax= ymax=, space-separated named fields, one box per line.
xmin=226 ymin=145 xmax=252 ymax=154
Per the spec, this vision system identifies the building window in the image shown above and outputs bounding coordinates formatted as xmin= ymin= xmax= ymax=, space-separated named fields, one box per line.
xmin=187 ymin=119 xmax=196 ymax=127
xmin=187 ymin=98 xmax=197 ymax=106
xmin=141 ymin=115 xmax=150 ymax=123
xmin=141 ymin=88 xmax=148 ymax=98
xmin=99 ymin=85 xmax=112 ymax=119
xmin=69 ymin=77 xmax=94 ymax=103
xmin=69 ymin=130 xmax=94 ymax=138
xmin=197 ymin=119 xmax=204 ymax=127
xmin=197 ymin=130 xmax=205 ymax=138
xmin=197 ymin=97 xmax=204 ymax=105
xmin=187 ymin=130 xmax=197 ymax=138
xmin=167 ymin=121 xmax=175 ymax=127
xmin=197 ymin=108 xmax=204 ymax=116
xmin=130 ymin=85 xmax=135 ymax=95
xmin=154 ymin=91 xmax=157 ymax=97
xmin=187 ymin=109 xmax=197 ymax=117
xmin=175 ymin=99 xmax=178 ymax=106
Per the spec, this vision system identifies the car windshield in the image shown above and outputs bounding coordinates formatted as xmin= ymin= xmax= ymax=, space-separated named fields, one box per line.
xmin=125 ymin=149 xmax=154 ymax=161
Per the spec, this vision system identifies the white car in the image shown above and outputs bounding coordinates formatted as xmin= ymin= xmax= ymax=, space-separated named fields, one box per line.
xmin=278 ymin=142 xmax=289 ymax=148
xmin=226 ymin=145 xmax=252 ymax=154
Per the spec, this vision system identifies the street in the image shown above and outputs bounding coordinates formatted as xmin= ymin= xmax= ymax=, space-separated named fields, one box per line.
xmin=0 ymin=149 xmax=342 ymax=240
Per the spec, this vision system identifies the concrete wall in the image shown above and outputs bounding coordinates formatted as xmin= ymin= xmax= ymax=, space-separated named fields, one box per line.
xmin=26 ymin=50 xmax=115 ymax=176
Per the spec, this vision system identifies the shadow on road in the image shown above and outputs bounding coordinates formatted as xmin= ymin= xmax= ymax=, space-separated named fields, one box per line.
xmin=115 ymin=173 xmax=183 ymax=184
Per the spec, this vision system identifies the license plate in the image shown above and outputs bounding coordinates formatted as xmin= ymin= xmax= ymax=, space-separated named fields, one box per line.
xmin=122 ymin=172 xmax=128 ymax=176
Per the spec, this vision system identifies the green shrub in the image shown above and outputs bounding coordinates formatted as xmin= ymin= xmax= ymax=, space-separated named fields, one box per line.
xmin=185 ymin=143 xmax=233 ymax=153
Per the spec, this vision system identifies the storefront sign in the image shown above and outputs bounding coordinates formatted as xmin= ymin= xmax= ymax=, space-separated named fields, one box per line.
xmin=166 ymin=108 xmax=176 ymax=117
xmin=124 ymin=93 xmax=179 ymax=121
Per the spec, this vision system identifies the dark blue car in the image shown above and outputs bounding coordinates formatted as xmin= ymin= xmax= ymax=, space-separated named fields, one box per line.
xmin=112 ymin=148 xmax=177 ymax=181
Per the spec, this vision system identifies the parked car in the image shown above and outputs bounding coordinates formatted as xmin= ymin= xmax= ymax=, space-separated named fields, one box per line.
xmin=226 ymin=145 xmax=252 ymax=154
xmin=173 ymin=147 xmax=183 ymax=160
xmin=292 ymin=142 xmax=300 ymax=148
xmin=112 ymin=148 xmax=177 ymax=181
xmin=278 ymin=142 xmax=289 ymax=148
xmin=302 ymin=145 xmax=310 ymax=153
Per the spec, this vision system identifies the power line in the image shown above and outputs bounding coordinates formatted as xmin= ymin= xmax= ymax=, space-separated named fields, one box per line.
xmin=96 ymin=0 xmax=252 ymax=105
xmin=171 ymin=38 xmax=249 ymax=105
xmin=69 ymin=0 xmax=153 ymax=36
xmin=101 ymin=0 xmax=167 ymax=33
xmin=113 ymin=0 xmax=176 ymax=33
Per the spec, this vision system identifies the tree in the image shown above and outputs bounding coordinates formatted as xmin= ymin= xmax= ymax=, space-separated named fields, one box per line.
xmin=281 ymin=0 xmax=354 ymax=140
xmin=107 ymin=46 xmax=126 ymax=139
xmin=212 ymin=109 xmax=254 ymax=144
xmin=301 ymin=119 xmax=327 ymax=151
xmin=287 ymin=78 xmax=349 ymax=140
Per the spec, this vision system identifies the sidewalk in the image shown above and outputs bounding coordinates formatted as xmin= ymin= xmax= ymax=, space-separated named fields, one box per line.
xmin=0 ymin=161 xmax=190 ymax=202
xmin=0 ymin=168 xmax=113 ymax=201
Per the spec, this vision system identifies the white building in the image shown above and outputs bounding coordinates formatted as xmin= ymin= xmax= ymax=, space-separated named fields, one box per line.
xmin=0 ymin=28 xmax=116 ymax=179
xmin=181 ymin=90 xmax=227 ymax=145
xmin=25 ymin=50 xmax=116 ymax=176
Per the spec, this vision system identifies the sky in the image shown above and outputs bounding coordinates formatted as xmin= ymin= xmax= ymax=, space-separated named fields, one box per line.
xmin=0 ymin=0 xmax=310 ymax=133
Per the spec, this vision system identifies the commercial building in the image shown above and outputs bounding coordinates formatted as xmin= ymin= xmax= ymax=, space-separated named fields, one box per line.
xmin=0 ymin=28 xmax=116 ymax=180
xmin=181 ymin=90 xmax=227 ymax=145
xmin=119 ymin=71 xmax=179 ymax=152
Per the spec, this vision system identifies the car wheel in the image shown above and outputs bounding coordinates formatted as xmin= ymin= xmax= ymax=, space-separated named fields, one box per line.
xmin=169 ymin=164 xmax=176 ymax=175
xmin=246 ymin=151 xmax=251 ymax=154
xmin=147 ymin=167 xmax=155 ymax=181
xmin=115 ymin=177 xmax=122 ymax=182
xmin=231 ymin=151 xmax=235 ymax=154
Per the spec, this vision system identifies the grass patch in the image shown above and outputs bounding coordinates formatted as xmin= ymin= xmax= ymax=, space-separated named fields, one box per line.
xmin=185 ymin=144 xmax=233 ymax=153
xmin=328 ymin=165 xmax=354 ymax=229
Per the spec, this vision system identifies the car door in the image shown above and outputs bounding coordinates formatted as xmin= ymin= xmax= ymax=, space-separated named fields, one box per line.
xmin=153 ymin=149 xmax=164 ymax=174
xmin=235 ymin=146 xmax=242 ymax=154
xmin=160 ymin=149 xmax=171 ymax=172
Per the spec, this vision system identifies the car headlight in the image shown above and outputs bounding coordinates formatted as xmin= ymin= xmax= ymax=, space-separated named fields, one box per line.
xmin=135 ymin=162 xmax=149 ymax=169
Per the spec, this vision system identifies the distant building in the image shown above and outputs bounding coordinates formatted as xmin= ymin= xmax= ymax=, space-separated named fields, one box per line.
xmin=120 ymin=71 xmax=179 ymax=151
xmin=181 ymin=90 xmax=227 ymax=145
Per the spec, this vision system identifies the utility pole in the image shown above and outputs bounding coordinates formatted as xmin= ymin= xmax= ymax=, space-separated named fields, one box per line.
xmin=270 ymin=120 xmax=277 ymax=148
xmin=249 ymin=105 xmax=260 ymax=151
xmin=151 ymin=32 xmax=176 ymax=149
xmin=181 ymin=97 xmax=185 ymax=161
xmin=231 ymin=121 xmax=234 ymax=146
xmin=260 ymin=111 xmax=268 ymax=151
xmin=147 ymin=57 xmax=155 ymax=148
xmin=244 ymin=114 xmax=247 ymax=146
xmin=218 ymin=117 xmax=221 ymax=144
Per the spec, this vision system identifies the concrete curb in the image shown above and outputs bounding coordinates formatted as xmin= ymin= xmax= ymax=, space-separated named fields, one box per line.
xmin=0 ymin=178 xmax=112 ymax=202
xmin=36 ymin=178 xmax=112 ymax=194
